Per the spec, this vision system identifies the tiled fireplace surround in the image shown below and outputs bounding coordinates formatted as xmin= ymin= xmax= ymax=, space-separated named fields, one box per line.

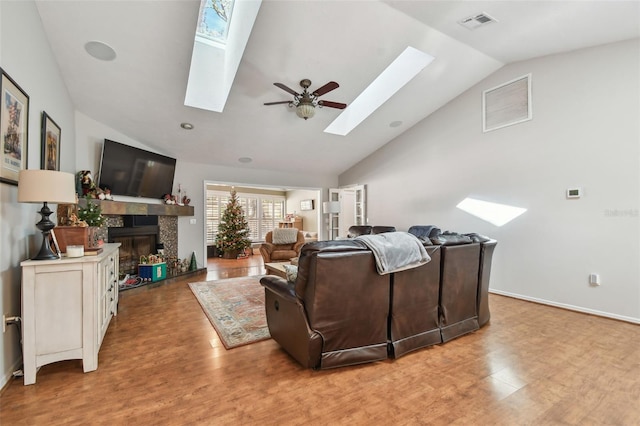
xmin=105 ymin=215 xmax=177 ymax=276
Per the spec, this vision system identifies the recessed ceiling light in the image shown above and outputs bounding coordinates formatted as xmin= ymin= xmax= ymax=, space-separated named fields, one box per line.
xmin=238 ymin=157 xmax=252 ymax=163
xmin=390 ymin=120 xmax=403 ymax=128
xmin=324 ymin=46 xmax=434 ymax=136
xmin=180 ymin=122 xmax=194 ymax=130
xmin=84 ymin=41 xmax=116 ymax=61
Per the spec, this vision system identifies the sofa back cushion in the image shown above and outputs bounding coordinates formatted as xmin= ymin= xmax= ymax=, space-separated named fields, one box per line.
xmin=347 ymin=225 xmax=372 ymax=238
xmin=371 ymin=226 xmax=396 ymax=234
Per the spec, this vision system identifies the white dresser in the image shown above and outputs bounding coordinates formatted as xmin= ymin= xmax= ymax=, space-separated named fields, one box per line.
xmin=20 ymin=243 xmax=120 ymax=385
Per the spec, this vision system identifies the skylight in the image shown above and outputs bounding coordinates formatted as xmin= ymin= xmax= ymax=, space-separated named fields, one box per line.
xmin=185 ymin=0 xmax=261 ymax=113
xmin=456 ymin=197 xmax=526 ymax=227
xmin=196 ymin=0 xmax=235 ymax=47
xmin=324 ymin=46 xmax=434 ymax=136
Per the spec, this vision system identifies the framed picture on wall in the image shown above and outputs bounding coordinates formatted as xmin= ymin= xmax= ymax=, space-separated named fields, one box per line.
xmin=0 ymin=68 xmax=30 ymax=185
xmin=300 ymin=199 xmax=314 ymax=211
xmin=41 ymin=111 xmax=61 ymax=171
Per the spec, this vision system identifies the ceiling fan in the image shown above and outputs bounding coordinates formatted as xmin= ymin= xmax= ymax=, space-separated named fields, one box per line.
xmin=264 ymin=79 xmax=347 ymax=120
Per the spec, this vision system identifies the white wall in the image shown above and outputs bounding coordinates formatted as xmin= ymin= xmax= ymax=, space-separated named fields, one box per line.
xmin=0 ymin=0 xmax=76 ymax=387
xmin=285 ymin=189 xmax=321 ymax=233
xmin=340 ymin=39 xmax=640 ymax=322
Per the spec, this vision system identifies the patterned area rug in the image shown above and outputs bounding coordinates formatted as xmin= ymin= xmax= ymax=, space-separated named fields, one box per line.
xmin=188 ymin=276 xmax=271 ymax=349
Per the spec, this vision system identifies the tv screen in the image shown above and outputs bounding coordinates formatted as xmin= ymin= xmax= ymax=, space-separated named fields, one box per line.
xmin=98 ymin=139 xmax=176 ymax=199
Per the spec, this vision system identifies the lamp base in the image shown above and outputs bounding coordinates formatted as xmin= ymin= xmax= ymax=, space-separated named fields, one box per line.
xmin=31 ymin=202 xmax=60 ymax=261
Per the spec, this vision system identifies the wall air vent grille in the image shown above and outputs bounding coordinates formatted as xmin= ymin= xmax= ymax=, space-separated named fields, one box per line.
xmin=459 ymin=13 xmax=498 ymax=30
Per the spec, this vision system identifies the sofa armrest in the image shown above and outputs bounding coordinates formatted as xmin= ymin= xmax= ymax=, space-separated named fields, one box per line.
xmin=260 ymin=275 xmax=297 ymax=302
xmin=260 ymin=242 xmax=276 ymax=254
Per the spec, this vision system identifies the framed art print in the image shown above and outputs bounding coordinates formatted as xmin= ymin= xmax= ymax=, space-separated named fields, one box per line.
xmin=41 ymin=111 xmax=61 ymax=171
xmin=0 ymin=68 xmax=29 ymax=185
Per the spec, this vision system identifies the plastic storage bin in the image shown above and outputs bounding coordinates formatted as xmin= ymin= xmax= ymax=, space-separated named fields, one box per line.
xmin=138 ymin=262 xmax=167 ymax=282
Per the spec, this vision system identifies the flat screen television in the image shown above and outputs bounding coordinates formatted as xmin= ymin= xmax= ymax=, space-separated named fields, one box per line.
xmin=98 ymin=139 xmax=176 ymax=199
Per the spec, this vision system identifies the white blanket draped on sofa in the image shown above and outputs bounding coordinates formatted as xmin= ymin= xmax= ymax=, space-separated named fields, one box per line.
xmin=356 ymin=232 xmax=430 ymax=274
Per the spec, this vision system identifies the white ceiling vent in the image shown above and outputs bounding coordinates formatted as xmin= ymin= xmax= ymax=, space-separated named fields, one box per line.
xmin=458 ymin=13 xmax=498 ymax=30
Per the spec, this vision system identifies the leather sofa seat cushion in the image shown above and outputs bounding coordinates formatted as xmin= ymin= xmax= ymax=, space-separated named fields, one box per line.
xmin=270 ymin=249 xmax=298 ymax=261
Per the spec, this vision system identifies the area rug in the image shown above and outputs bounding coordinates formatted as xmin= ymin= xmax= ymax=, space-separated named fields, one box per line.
xmin=188 ymin=276 xmax=271 ymax=349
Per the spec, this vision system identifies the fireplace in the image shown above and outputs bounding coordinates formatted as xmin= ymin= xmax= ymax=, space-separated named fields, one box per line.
xmin=108 ymin=225 xmax=159 ymax=276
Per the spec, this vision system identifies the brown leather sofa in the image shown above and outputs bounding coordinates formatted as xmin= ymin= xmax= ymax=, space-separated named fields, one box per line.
xmin=259 ymin=230 xmax=305 ymax=263
xmin=260 ymin=233 xmax=497 ymax=369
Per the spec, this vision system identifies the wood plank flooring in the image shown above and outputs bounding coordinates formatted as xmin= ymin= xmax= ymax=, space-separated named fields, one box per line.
xmin=1 ymin=255 xmax=639 ymax=425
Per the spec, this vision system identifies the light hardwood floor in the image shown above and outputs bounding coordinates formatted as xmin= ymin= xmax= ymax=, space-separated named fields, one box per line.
xmin=1 ymin=255 xmax=639 ymax=425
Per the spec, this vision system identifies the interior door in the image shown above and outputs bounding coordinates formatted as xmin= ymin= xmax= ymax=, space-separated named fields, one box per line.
xmin=339 ymin=190 xmax=356 ymax=237
xmin=329 ymin=184 xmax=366 ymax=238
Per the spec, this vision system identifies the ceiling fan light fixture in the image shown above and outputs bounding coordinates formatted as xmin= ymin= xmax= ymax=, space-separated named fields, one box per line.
xmin=296 ymin=103 xmax=315 ymax=120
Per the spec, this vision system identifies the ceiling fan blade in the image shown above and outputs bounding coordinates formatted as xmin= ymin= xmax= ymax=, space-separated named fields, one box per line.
xmin=273 ymin=82 xmax=299 ymax=96
xmin=312 ymin=81 xmax=339 ymax=97
xmin=264 ymin=101 xmax=292 ymax=106
xmin=318 ymin=100 xmax=347 ymax=109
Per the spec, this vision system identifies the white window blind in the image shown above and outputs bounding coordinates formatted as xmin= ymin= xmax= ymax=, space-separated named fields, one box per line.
xmin=207 ymin=190 xmax=285 ymax=243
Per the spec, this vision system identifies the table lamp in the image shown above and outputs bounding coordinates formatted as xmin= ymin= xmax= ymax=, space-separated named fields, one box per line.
xmin=18 ymin=170 xmax=77 ymax=260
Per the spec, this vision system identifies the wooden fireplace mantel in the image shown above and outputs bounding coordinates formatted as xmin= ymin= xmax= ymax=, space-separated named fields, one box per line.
xmin=77 ymin=198 xmax=194 ymax=217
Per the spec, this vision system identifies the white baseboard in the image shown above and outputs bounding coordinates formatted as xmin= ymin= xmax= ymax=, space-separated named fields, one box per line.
xmin=489 ymin=289 xmax=640 ymax=325
xmin=1 ymin=357 xmax=23 ymax=391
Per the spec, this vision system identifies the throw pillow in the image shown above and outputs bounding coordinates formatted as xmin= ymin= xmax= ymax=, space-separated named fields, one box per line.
xmin=283 ymin=264 xmax=298 ymax=283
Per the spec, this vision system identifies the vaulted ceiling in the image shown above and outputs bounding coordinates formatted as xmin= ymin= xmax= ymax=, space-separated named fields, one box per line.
xmin=35 ymin=0 xmax=640 ymax=177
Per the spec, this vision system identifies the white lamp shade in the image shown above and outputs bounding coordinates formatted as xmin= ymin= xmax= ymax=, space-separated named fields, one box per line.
xmin=18 ymin=170 xmax=77 ymax=204
xmin=322 ymin=201 xmax=341 ymax=214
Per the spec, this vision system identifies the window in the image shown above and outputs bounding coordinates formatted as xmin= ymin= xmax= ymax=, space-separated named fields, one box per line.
xmin=196 ymin=0 xmax=236 ymax=46
xmin=206 ymin=194 xmax=228 ymax=245
xmin=207 ymin=190 xmax=285 ymax=244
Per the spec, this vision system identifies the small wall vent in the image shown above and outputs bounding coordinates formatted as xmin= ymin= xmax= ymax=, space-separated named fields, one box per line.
xmin=458 ymin=12 xmax=498 ymax=30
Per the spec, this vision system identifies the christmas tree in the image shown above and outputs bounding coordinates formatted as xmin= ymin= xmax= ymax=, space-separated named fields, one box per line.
xmin=78 ymin=196 xmax=106 ymax=227
xmin=216 ymin=189 xmax=251 ymax=257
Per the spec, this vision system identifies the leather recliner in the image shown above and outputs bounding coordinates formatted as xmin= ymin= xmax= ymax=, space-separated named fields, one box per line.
xmin=260 ymin=240 xmax=390 ymax=369
xmin=388 ymin=244 xmax=442 ymax=358
xmin=259 ymin=230 xmax=305 ymax=263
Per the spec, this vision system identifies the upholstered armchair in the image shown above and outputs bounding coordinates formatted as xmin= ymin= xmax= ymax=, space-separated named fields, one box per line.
xmin=260 ymin=229 xmax=306 ymax=263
